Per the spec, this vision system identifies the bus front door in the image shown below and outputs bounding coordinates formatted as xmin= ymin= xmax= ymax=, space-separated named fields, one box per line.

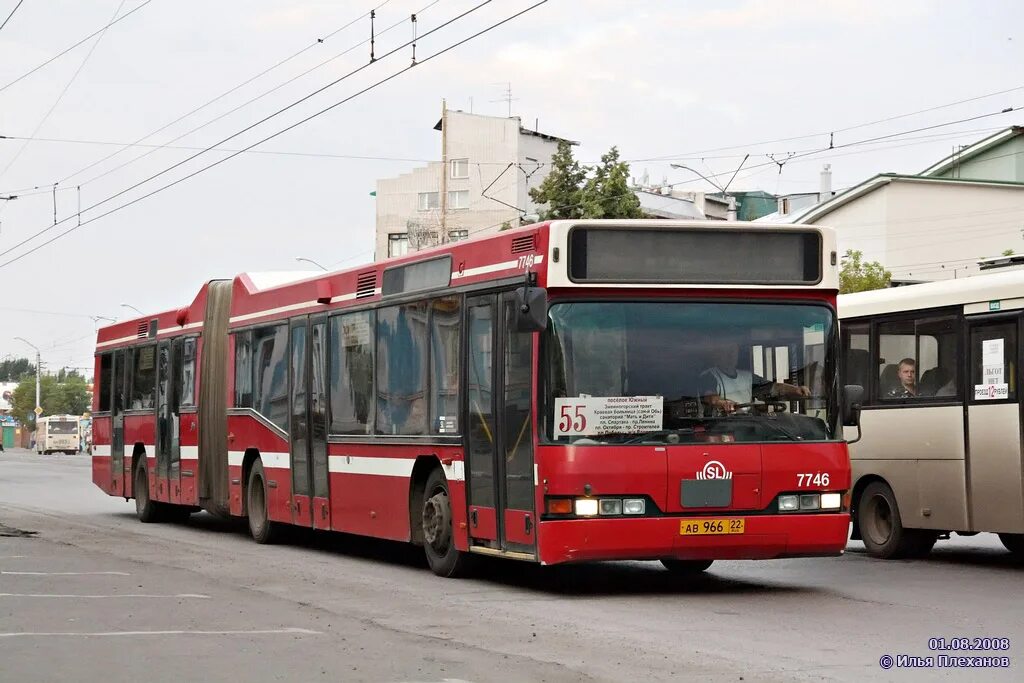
xmin=289 ymin=316 xmax=330 ymax=529
xmin=111 ymin=349 xmax=126 ymax=497
xmin=966 ymin=316 xmax=1024 ymax=533
xmin=465 ymin=293 xmax=537 ymax=557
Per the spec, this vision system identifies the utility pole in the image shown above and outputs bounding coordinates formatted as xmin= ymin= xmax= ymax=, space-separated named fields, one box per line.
xmin=439 ymin=98 xmax=448 ymax=243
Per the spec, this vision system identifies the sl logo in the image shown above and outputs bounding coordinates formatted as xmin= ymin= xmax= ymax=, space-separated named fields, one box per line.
xmin=696 ymin=460 xmax=732 ymax=480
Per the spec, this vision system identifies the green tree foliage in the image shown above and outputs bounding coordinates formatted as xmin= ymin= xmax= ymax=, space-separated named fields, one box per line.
xmin=0 ymin=357 xmax=34 ymax=382
xmin=499 ymin=220 xmax=513 ymax=231
xmin=530 ymin=142 xmax=647 ymax=220
xmin=1002 ymin=249 xmax=1015 ymax=256
xmin=579 ymin=146 xmax=645 ymax=219
xmin=840 ymin=249 xmax=892 ymax=294
xmin=529 ymin=140 xmax=588 ymax=220
xmin=11 ymin=373 xmax=91 ymax=426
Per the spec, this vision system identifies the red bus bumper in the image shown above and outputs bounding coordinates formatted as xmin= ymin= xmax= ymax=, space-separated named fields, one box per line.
xmin=536 ymin=513 xmax=849 ymax=565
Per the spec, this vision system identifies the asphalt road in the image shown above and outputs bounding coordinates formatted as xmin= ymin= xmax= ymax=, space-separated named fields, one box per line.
xmin=1 ymin=448 xmax=1021 ymax=682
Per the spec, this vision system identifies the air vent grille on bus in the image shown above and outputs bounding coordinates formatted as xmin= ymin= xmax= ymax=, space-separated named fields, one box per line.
xmin=137 ymin=322 xmax=149 ymax=339
xmin=356 ymin=271 xmax=377 ymax=298
xmin=511 ymin=234 xmax=536 ymax=254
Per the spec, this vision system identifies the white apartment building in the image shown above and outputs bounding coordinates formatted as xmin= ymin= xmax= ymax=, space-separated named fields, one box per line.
xmin=374 ymin=110 xmax=574 ymax=260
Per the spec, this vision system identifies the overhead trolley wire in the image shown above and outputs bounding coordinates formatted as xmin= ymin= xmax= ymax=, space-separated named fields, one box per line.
xmin=0 ymin=0 xmax=153 ymax=94
xmin=48 ymin=0 xmax=404 ymax=189
xmin=0 ymin=0 xmax=130 ymax=186
xmin=0 ymin=0 xmax=25 ymax=33
xmin=0 ymin=0 xmax=490 ymax=262
xmin=0 ymin=0 xmax=550 ymax=270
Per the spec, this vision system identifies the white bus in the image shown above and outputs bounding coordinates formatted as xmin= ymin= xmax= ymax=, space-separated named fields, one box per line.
xmin=36 ymin=414 xmax=81 ymax=455
xmin=840 ymin=269 xmax=1024 ymax=559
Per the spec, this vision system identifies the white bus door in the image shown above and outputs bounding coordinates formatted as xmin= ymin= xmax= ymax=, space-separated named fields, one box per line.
xmin=966 ymin=316 xmax=1024 ymax=534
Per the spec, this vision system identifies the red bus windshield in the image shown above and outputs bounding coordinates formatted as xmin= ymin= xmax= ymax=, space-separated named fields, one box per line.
xmin=544 ymin=301 xmax=838 ymax=444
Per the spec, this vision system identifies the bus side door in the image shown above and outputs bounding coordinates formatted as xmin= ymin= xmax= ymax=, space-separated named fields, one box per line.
xmin=111 ymin=349 xmax=127 ymax=497
xmin=465 ymin=292 xmax=537 ymax=556
xmin=288 ymin=315 xmax=330 ymax=528
xmin=966 ymin=316 xmax=1024 ymax=533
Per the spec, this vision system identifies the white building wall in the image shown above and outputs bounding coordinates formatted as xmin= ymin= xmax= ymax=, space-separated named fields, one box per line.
xmin=374 ymin=110 xmax=564 ymax=260
xmin=817 ymin=181 xmax=1024 ymax=281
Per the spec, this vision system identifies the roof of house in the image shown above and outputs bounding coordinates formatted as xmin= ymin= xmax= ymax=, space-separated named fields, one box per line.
xmin=794 ymin=173 xmax=1024 ymax=225
xmin=920 ymin=125 xmax=1024 ymax=176
xmin=634 ymin=190 xmax=705 ymax=220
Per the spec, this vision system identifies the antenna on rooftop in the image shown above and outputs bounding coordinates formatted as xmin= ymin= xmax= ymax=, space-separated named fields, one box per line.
xmin=490 ymin=82 xmax=517 ymax=117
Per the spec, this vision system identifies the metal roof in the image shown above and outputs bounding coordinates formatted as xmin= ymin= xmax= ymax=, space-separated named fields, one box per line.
xmin=921 ymin=125 xmax=1024 ymax=176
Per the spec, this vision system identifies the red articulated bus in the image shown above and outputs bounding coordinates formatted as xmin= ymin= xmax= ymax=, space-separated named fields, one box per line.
xmin=91 ymin=220 xmax=858 ymax=577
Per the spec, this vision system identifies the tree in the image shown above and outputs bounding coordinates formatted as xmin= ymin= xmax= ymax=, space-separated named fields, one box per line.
xmin=10 ymin=373 xmax=91 ymax=426
xmin=528 ymin=140 xmax=588 ymax=220
xmin=1003 ymin=249 xmax=1015 ymax=256
xmin=0 ymin=357 xmax=34 ymax=382
xmin=499 ymin=220 xmax=513 ymax=231
xmin=840 ymin=249 xmax=891 ymax=294
xmin=579 ymin=146 xmax=645 ymax=219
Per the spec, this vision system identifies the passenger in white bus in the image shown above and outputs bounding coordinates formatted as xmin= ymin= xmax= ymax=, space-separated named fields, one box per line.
xmin=884 ymin=358 xmax=918 ymax=398
xmin=701 ymin=339 xmax=810 ymax=414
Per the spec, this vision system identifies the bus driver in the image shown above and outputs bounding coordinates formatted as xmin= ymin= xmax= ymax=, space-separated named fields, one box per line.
xmin=701 ymin=335 xmax=810 ymax=414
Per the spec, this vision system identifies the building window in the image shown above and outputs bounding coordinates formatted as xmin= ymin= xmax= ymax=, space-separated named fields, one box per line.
xmin=448 ymin=189 xmax=469 ymax=210
xmin=329 ymin=311 xmax=375 ymax=435
xmin=388 ymin=233 xmax=409 ymax=257
xmin=418 ymin=191 xmax=440 ymax=211
xmin=448 ymin=229 xmax=469 ymax=242
xmin=450 ymin=158 xmax=469 ymax=178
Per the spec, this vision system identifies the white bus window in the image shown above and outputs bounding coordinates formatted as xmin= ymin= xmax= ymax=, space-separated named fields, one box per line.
xmin=970 ymin=322 xmax=1017 ymax=402
xmin=842 ymin=322 xmax=870 ymax=390
xmin=877 ymin=317 xmax=958 ymax=400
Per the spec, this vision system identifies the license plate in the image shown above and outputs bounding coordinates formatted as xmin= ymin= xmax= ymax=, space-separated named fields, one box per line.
xmin=680 ymin=518 xmax=745 ymax=535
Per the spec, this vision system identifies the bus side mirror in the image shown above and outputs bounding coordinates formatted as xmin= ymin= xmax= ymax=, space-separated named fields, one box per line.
xmin=514 ymin=286 xmax=548 ymax=333
xmin=842 ymin=384 xmax=864 ymax=443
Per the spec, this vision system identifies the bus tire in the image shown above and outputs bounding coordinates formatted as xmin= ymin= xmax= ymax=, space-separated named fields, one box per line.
xmin=858 ymin=481 xmax=934 ymax=559
xmin=661 ymin=559 xmax=714 ymax=574
xmin=421 ymin=468 xmax=469 ymax=578
xmin=134 ymin=462 xmax=162 ymax=523
xmin=247 ymin=459 xmax=280 ymax=544
xmin=998 ymin=533 xmax=1024 ymax=558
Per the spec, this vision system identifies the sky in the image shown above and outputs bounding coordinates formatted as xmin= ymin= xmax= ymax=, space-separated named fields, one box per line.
xmin=0 ymin=0 xmax=1022 ymax=375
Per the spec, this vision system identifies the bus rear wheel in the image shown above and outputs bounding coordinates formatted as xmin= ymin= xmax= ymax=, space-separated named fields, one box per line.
xmin=661 ymin=559 xmax=714 ymax=574
xmin=421 ymin=468 xmax=469 ymax=578
xmin=247 ymin=459 xmax=280 ymax=544
xmin=134 ymin=463 xmax=162 ymax=523
xmin=998 ymin=533 xmax=1024 ymax=558
xmin=858 ymin=482 xmax=936 ymax=559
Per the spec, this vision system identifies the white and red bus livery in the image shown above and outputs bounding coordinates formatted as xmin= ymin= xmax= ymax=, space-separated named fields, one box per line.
xmin=91 ymin=220 xmax=858 ymax=576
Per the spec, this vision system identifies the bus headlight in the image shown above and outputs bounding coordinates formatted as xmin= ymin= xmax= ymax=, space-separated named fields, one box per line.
xmin=820 ymin=493 xmax=842 ymax=510
xmin=574 ymin=499 xmax=599 ymax=516
xmin=622 ymin=498 xmax=646 ymax=515
xmin=599 ymin=499 xmax=622 ymax=515
xmin=779 ymin=495 xmax=800 ymax=511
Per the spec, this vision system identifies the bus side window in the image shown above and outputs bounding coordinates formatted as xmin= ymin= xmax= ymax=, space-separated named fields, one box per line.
xmin=98 ymin=354 xmax=113 ymax=412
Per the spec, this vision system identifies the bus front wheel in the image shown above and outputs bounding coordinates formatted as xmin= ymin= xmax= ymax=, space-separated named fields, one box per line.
xmin=998 ymin=533 xmax=1024 ymax=558
xmin=421 ymin=468 xmax=469 ymax=578
xmin=858 ymin=481 xmax=936 ymax=559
